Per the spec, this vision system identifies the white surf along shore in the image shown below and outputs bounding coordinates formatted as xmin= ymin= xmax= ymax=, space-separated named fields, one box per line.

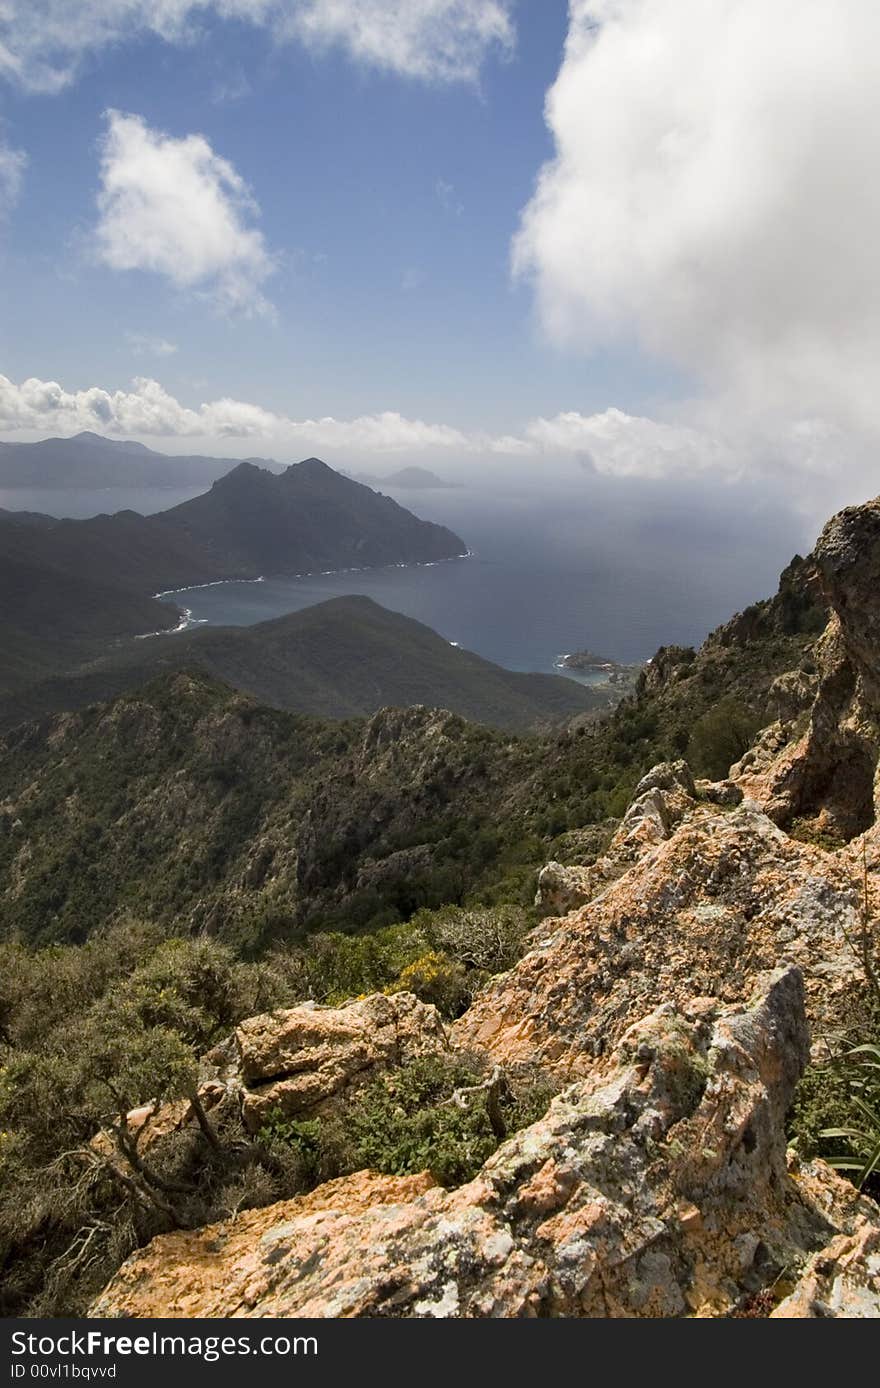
xmin=135 ymin=551 xmax=472 ymax=641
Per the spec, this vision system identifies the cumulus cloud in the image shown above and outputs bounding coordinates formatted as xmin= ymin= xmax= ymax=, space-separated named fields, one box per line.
xmin=287 ymin=409 xmax=474 ymax=452
xmin=0 ymin=373 xmax=492 ymax=454
xmin=0 ymin=1 xmax=513 ymax=92
xmin=95 ymin=111 xmax=275 ymax=315
xmin=0 ymin=374 xmax=279 ymax=438
xmin=0 ymin=369 xmax=767 ymax=484
xmin=514 ymin=0 xmax=880 ymax=436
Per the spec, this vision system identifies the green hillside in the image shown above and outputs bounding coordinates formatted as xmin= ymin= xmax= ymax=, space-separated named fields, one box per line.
xmin=0 ymin=596 xmax=598 ymax=732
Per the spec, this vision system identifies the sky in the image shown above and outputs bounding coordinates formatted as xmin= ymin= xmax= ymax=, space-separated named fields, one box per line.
xmin=1 ymin=1 xmax=879 ymax=531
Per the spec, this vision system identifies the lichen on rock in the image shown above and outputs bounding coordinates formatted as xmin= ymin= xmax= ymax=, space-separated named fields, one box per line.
xmin=91 ymin=967 xmax=879 ymax=1318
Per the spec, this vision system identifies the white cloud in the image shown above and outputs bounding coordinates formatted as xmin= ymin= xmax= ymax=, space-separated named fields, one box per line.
xmin=0 ymin=368 xmax=768 ymax=480
xmin=287 ymin=409 xmax=473 ymax=452
xmin=0 ymin=374 xmax=279 ymax=438
xmin=0 ymin=373 xmax=486 ymax=453
xmin=95 ymin=111 xmax=275 ymax=315
xmin=514 ymin=0 xmax=880 ymax=436
xmin=0 ymin=2 xmax=513 ymax=92
xmin=125 ymin=332 xmax=179 ymax=357
xmin=288 ymin=1 xmax=513 ymax=84
xmin=524 ymin=408 xmax=737 ymax=480
xmin=0 ymin=138 xmax=26 ymax=216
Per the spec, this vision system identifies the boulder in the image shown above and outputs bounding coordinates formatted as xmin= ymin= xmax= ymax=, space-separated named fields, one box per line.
xmin=534 ymin=860 xmax=595 ymax=914
xmin=695 ymin=778 xmax=744 ymax=807
xmin=767 ymin=669 xmax=820 ymax=723
xmin=772 ymin=1216 xmax=880 ymax=1318
xmin=233 ymin=992 xmax=447 ymax=1132
xmin=536 ymin=762 xmax=701 ymax=915
xmin=91 ymin=969 xmax=880 ymax=1319
xmin=633 ymin=759 xmax=696 ymax=799
xmin=458 ymin=800 xmax=863 ymax=1075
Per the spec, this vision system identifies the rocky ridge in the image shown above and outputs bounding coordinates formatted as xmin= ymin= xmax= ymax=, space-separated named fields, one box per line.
xmin=91 ymin=498 xmax=880 ymax=1318
xmin=92 ymin=969 xmax=879 ymax=1318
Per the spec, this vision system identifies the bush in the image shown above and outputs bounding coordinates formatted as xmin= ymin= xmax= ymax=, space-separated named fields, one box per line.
xmin=414 ymin=904 xmax=531 ymax=975
xmin=259 ymin=1053 xmax=555 ymax=1190
xmin=0 ymin=922 xmax=307 ymax=1318
xmin=821 ymin=1042 xmax=880 ymax=1189
xmin=265 ymin=922 xmax=428 ymax=1005
xmin=687 ymin=697 xmax=760 ymax=779
xmin=387 ymin=950 xmax=470 ymax=1017
xmin=261 ymin=905 xmax=533 ymax=1019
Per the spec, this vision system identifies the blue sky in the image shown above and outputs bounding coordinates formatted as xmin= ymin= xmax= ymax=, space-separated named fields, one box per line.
xmin=0 ymin=2 xmax=878 ymax=526
xmin=3 ymin=2 xmax=666 ymax=434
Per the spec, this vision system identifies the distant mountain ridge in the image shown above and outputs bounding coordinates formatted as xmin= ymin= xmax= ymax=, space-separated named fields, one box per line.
xmin=0 ymin=431 xmax=281 ymax=489
xmin=1 ymin=456 xmax=466 ymax=597
xmin=348 ymin=466 xmax=458 ymax=491
xmin=0 ymin=595 xmax=599 ymax=733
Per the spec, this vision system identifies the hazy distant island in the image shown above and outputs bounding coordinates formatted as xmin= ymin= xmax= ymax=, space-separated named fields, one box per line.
xmin=347 ymin=466 xmax=459 ymax=491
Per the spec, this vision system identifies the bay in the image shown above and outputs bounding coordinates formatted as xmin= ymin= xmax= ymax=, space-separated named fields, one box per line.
xmin=155 ymin=480 xmax=809 ymax=674
xmin=1 ymin=476 xmax=810 ymax=676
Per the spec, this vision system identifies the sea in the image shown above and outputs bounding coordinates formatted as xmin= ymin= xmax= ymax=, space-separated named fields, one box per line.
xmin=0 ymin=477 xmax=811 ymax=677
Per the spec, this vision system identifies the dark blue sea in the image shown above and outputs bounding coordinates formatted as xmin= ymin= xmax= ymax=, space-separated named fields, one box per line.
xmin=0 ymin=476 xmax=811 ymax=675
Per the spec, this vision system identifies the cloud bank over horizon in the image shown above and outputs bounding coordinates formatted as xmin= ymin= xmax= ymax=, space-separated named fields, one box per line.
xmin=1 ymin=370 xmax=864 ymax=525
xmin=0 ymin=370 xmax=717 ymax=469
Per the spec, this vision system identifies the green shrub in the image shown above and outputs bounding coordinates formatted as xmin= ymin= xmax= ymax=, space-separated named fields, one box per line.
xmin=260 ymin=1053 xmax=554 ymax=1190
xmin=387 ymin=950 xmax=470 ymax=1017
xmin=788 ymin=888 xmax=880 ymax=1196
xmin=788 ymin=817 xmax=847 ymax=852
xmin=687 ymin=697 xmax=760 ymax=779
xmin=820 ymin=1042 xmax=880 ymax=1190
xmin=415 ymin=903 xmax=531 ymax=975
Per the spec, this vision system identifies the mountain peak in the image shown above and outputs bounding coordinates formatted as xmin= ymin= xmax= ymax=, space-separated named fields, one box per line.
xmin=285 ymin=456 xmax=333 ymax=476
xmin=71 ymin=430 xmax=117 ymax=446
xmin=70 ymin=431 xmax=151 ymax=453
xmin=213 ymin=460 xmax=272 ymax=487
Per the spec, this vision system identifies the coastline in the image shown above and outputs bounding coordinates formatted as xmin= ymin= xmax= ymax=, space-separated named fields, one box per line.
xmin=141 ymin=550 xmax=473 ymax=639
xmin=153 ymin=548 xmax=471 ymax=600
xmin=134 ymin=607 xmax=210 ymax=640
